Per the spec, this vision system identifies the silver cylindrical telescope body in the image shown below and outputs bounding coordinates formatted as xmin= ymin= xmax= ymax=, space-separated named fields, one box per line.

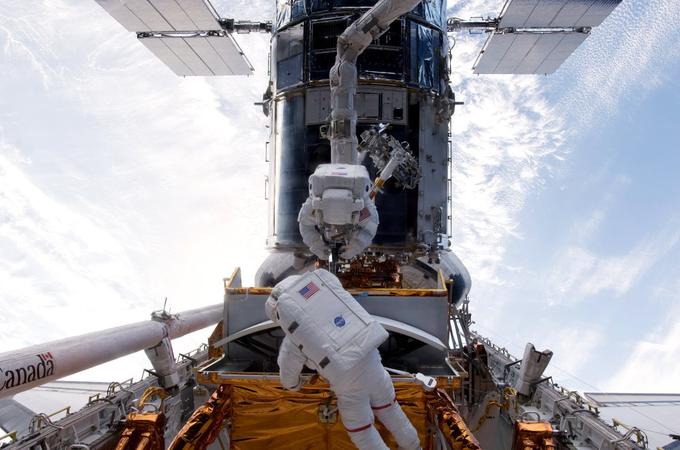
xmin=265 ymin=0 xmax=451 ymax=250
xmin=0 ymin=304 xmax=222 ymax=399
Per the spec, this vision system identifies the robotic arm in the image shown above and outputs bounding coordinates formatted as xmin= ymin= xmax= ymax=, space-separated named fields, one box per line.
xmin=329 ymin=0 xmax=423 ymax=165
xmin=300 ymin=0 xmax=423 ymax=262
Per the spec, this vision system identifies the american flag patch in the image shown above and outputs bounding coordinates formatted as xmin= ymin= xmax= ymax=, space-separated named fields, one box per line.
xmin=299 ymin=281 xmax=320 ymax=300
xmin=358 ymin=207 xmax=371 ymax=222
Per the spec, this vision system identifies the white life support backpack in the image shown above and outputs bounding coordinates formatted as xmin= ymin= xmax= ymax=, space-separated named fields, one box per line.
xmin=266 ymin=269 xmax=388 ymax=374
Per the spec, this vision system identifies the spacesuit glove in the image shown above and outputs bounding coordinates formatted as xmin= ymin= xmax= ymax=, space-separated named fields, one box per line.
xmin=340 ymin=197 xmax=379 ymax=259
xmin=340 ymin=228 xmax=374 ymax=259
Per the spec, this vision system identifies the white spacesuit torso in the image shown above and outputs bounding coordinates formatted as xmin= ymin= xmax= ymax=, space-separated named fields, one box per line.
xmin=265 ymin=269 xmax=388 ymax=376
xmin=266 ymin=269 xmax=422 ymax=450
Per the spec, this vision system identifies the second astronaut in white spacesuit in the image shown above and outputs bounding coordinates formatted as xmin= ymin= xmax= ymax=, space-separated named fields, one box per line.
xmin=265 ymin=269 xmax=421 ymax=450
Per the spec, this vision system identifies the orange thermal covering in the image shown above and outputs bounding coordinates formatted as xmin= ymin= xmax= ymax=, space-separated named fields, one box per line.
xmin=427 ymin=389 xmax=482 ymax=450
xmin=226 ymin=379 xmax=427 ymax=449
xmin=208 ymin=322 xmax=225 ymax=359
xmin=168 ymin=384 xmax=232 ymax=450
xmin=512 ymin=421 xmax=556 ymax=450
xmin=114 ymin=412 xmax=166 ymax=450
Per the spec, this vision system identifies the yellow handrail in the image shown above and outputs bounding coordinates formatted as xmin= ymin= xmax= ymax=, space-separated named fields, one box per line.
xmin=47 ymin=405 xmax=71 ymax=419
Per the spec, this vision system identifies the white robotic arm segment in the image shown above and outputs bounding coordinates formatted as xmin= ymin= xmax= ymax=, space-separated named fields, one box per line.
xmin=329 ymin=61 xmax=359 ymax=165
xmin=337 ymin=0 xmax=423 ymax=63
xmin=329 ymin=0 xmax=423 ymax=165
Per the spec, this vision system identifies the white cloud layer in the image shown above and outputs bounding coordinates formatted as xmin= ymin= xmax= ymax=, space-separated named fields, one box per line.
xmin=608 ymin=302 xmax=680 ymax=392
xmin=0 ymin=0 xmax=272 ymax=379
xmin=548 ymin=226 xmax=680 ymax=301
xmin=448 ymin=0 xmax=680 ymax=393
xmin=548 ymin=326 xmax=603 ymax=378
xmin=447 ymin=2 xmax=565 ymax=285
xmin=556 ymin=0 xmax=680 ymax=125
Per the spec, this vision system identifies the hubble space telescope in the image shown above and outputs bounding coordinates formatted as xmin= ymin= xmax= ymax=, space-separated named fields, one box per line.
xmin=0 ymin=1 xmax=655 ymax=450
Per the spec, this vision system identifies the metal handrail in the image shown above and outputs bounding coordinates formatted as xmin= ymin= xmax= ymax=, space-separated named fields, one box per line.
xmin=0 ymin=431 xmax=17 ymax=443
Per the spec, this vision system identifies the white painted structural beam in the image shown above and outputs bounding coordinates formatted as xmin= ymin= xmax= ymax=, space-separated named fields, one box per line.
xmin=0 ymin=304 xmax=222 ymax=399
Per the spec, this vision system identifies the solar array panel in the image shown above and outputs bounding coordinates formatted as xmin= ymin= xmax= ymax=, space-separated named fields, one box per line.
xmin=498 ymin=0 xmax=622 ymax=28
xmin=139 ymin=35 xmax=253 ymax=76
xmin=473 ymin=0 xmax=621 ymax=74
xmin=473 ymin=31 xmax=588 ymax=74
xmin=94 ymin=0 xmax=253 ymax=76
xmin=95 ymin=0 xmax=220 ymax=31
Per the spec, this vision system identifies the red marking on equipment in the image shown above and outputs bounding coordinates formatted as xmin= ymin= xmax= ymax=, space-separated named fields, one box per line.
xmin=345 ymin=423 xmax=372 ymax=433
xmin=359 ymin=207 xmax=371 ymax=222
xmin=371 ymin=397 xmax=396 ymax=410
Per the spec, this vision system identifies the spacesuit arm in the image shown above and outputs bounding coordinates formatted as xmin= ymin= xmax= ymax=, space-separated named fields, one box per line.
xmin=278 ymin=335 xmax=308 ymax=391
xmin=298 ymin=197 xmax=330 ymax=259
xmin=340 ymin=196 xmax=379 ymax=259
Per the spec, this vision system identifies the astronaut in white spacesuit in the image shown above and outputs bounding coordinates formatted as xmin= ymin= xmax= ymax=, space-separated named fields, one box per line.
xmin=265 ymin=269 xmax=421 ymax=450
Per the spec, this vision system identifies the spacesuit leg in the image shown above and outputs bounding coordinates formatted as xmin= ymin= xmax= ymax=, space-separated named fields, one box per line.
xmin=370 ymin=369 xmax=421 ymax=450
xmin=337 ymin=388 xmax=389 ymax=450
